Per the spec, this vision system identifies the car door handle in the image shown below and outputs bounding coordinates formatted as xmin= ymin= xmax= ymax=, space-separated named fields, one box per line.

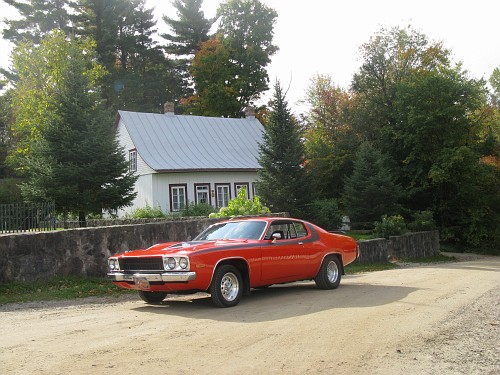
xmin=298 ymin=242 xmax=303 ymax=245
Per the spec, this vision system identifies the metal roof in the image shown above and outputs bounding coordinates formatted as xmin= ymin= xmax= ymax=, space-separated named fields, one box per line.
xmin=117 ymin=110 xmax=264 ymax=172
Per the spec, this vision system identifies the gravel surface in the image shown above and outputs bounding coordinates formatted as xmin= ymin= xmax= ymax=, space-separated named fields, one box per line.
xmin=1 ymin=253 xmax=498 ymax=375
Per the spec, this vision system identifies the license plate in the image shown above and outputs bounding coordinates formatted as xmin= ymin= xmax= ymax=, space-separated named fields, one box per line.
xmin=134 ymin=277 xmax=150 ymax=290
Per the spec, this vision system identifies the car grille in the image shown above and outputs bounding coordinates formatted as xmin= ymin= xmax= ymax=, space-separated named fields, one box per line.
xmin=120 ymin=257 xmax=164 ymax=271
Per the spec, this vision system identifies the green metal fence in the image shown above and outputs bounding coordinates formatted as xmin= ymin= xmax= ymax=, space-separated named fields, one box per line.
xmin=0 ymin=202 xmax=56 ymax=233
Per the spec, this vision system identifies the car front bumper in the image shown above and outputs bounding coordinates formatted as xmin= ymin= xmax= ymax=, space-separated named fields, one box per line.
xmin=107 ymin=271 xmax=196 ymax=283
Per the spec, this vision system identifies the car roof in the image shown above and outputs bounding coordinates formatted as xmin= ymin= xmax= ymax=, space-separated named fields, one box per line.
xmin=226 ymin=217 xmax=301 ymax=224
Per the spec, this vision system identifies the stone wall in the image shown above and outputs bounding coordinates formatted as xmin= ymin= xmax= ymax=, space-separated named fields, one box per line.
xmin=356 ymin=230 xmax=440 ymax=264
xmin=0 ymin=220 xmax=439 ymax=283
xmin=0 ymin=218 xmax=220 ymax=283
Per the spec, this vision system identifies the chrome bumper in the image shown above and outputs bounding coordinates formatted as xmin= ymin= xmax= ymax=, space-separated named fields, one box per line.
xmin=108 ymin=271 xmax=196 ymax=283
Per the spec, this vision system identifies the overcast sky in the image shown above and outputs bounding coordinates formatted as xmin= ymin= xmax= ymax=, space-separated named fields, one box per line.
xmin=1 ymin=0 xmax=499 ymax=113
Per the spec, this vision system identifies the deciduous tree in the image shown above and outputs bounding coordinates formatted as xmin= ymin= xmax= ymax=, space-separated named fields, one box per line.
xmin=186 ymin=0 xmax=278 ymax=117
xmin=304 ymin=74 xmax=357 ymax=199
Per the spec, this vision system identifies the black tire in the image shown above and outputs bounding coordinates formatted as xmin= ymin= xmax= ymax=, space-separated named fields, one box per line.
xmin=314 ymin=255 xmax=342 ymax=289
xmin=209 ymin=265 xmax=243 ymax=308
xmin=138 ymin=290 xmax=167 ymax=304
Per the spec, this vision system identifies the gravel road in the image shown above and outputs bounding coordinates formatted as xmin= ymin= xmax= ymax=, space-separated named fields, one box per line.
xmin=1 ymin=253 xmax=498 ymax=375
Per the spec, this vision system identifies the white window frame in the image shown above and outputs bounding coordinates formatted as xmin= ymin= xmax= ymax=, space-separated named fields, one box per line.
xmin=215 ymin=184 xmax=231 ymax=208
xmin=129 ymin=149 xmax=137 ymax=172
xmin=195 ymin=184 xmax=210 ymax=205
xmin=170 ymin=184 xmax=187 ymax=212
xmin=234 ymin=183 xmax=250 ymax=198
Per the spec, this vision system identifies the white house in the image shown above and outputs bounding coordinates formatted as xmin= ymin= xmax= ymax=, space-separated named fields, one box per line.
xmin=115 ymin=103 xmax=264 ymax=216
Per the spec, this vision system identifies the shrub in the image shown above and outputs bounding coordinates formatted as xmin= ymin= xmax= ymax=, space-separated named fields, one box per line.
xmin=210 ymin=188 xmax=270 ymax=218
xmin=130 ymin=203 xmax=165 ymax=218
xmin=304 ymin=198 xmax=342 ymax=230
xmin=409 ymin=210 xmax=436 ymax=231
xmin=180 ymin=202 xmax=217 ymax=217
xmin=374 ymin=214 xmax=407 ymax=238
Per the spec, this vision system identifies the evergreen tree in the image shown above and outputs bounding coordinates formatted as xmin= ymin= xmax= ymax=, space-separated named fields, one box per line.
xmin=162 ymin=0 xmax=213 ymax=57
xmin=16 ymin=31 xmax=137 ymax=226
xmin=342 ymin=142 xmax=402 ymax=224
xmin=257 ymin=81 xmax=309 ymax=216
xmin=2 ymin=0 xmax=73 ymax=45
xmin=161 ymin=0 xmax=214 ymax=99
xmin=73 ymin=0 xmax=175 ymax=112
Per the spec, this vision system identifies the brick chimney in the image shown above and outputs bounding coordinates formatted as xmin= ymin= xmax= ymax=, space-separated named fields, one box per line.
xmin=164 ymin=102 xmax=175 ymax=115
xmin=244 ymin=106 xmax=255 ymax=118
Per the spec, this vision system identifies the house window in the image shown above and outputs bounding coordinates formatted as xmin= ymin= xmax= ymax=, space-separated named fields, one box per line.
xmin=235 ymin=183 xmax=250 ymax=198
xmin=215 ymin=184 xmax=231 ymax=207
xmin=195 ymin=184 xmax=210 ymax=205
xmin=170 ymin=184 xmax=187 ymax=212
xmin=129 ymin=150 xmax=137 ymax=172
xmin=253 ymin=182 xmax=263 ymax=199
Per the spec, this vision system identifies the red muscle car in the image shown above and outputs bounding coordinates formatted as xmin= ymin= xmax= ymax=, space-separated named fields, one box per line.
xmin=108 ymin=217 xmax=358 ymax=307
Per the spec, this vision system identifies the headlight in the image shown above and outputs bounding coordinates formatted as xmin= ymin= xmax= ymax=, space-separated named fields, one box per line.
xmin=167 ymin=257 xmax=176 ymax=270
xmin=108 ymin=258 xmax=120 ymax=271
xmin=163 ymin=256 xmax=190 ymax=271
xmin=179 ymin=257 xmax=188 ymax=269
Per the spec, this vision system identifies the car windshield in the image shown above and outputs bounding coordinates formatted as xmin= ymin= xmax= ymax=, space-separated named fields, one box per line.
xmin=194 ymin=221 xmax=267 ymax=241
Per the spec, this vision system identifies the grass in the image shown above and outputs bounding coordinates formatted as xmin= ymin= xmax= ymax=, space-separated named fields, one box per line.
xmin=344 ymin=262 xmax=399 ymax=274
xmin=347 ymin=232 xmax=374 ymax=241
xmin=0 ymin=276 xmax=133 ymax=305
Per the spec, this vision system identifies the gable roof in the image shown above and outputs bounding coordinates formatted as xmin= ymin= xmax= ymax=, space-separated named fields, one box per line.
xmin=117 ymin=110 xmax=264 ymax=172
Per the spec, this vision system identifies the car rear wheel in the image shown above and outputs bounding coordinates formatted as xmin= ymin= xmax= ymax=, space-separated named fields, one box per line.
xmin=210 ymin=265 xmax=243 ymax=308
xmin=315 ymin=255 xmax=341 ymax=289
xmin=138 ymin=290 xmax=167 ymax=304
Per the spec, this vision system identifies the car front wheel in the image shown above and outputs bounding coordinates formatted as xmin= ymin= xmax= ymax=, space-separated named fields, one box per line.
xmin=138 ymin=290 xmax=167 ymax=304
xmin=209 ymin=265 xmax=243 ymax=308
xmin=315 ymin=255 xmax=341 ymax=289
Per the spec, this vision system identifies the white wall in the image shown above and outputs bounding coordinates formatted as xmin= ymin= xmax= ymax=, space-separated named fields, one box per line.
xmin=153 ymin=171 xmax=260 ymax=213
xmin=118 ymin=171 xmax=259 ymax=216
xmin=116 ymin=119 xmax=155 ymax=176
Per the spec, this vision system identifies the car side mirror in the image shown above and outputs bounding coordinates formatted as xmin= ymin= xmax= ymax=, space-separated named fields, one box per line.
xmin=271 ymin=232 xmax=283 ymax=243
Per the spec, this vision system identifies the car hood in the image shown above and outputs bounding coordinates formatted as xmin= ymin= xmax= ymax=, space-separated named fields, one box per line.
xmin=115 ymin=239 xmax=255 ymax=257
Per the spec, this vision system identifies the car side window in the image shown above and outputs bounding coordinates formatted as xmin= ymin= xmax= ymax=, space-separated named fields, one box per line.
xmin=292 ymin=222 xmax=308 ymax=238
xmin=264 ymin=221 xmax=308 ymax=240
xmin=265 ymin=223 xmax=287 ymax=240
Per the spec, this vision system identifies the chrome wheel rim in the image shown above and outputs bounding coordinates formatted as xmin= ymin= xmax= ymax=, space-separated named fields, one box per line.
xmin=220 ymin=272 xmax=239 ymax=301
xmin=327 ymin=260 xmax=339 ymax=283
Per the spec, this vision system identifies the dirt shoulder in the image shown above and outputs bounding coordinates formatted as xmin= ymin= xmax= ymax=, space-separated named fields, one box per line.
xmin=1 ymin=254 xmax=498 ymax=375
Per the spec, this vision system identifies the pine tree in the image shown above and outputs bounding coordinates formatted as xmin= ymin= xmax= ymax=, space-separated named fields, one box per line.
xmin=2 ymin=0 xmax=72 ymax=45
xmin=257 ymin=81 xmax=309 ymax=217
xmin=342 ymin=142 xmax=402 ymax=224
xmin=161 ymin=0 xmax=213 ymax=99
xmin=73 ymin=0 xmax=175 ymax=112
xmin=162 ymin=0 xmax=213 ymax=57
xmin=19 ymin=32 xmax=137 ymax=226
